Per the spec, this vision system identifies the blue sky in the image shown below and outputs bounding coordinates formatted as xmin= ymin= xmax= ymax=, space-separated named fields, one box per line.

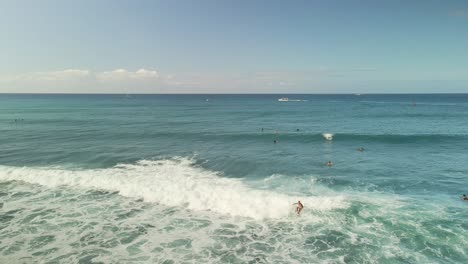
xmin=1 ymin=0 xmax=467 ymax=93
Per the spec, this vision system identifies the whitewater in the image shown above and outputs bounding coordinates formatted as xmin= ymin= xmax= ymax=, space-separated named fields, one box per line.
xmin=0 ymin=158 xmax=347 ymax=219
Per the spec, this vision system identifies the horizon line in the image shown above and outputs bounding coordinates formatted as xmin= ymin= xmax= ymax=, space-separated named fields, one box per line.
xmin=1 ymin=92 xmax=468 ymax=95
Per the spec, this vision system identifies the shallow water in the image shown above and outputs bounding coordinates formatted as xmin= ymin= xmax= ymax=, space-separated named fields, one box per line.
xmin=0 ymin=94 xmax=467 ymax=263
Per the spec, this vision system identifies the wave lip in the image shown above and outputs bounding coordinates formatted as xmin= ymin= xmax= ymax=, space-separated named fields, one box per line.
xmin=0 ymin=158 xmax=346 ymax=219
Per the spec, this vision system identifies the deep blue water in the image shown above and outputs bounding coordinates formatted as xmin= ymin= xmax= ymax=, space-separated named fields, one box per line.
xmin=1 ymin=94 xmax=467 ymax=263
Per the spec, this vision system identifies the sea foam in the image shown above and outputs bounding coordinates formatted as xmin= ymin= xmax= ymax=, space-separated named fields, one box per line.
xmin=0 ymin=158 xmax=346 ymax=219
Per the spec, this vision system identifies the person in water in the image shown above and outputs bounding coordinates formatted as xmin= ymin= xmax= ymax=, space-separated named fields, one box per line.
xmin=357 ymin=147 xmax=364 ymax=152
xmin=326 ymin=161 xmax=333 ymax=167
xmin=462 ymin=194 xmax=468 ymax=201
xmin=293 ymin=201 xmax=304 ymax=215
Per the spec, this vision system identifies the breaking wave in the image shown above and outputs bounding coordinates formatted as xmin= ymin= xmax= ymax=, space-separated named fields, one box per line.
xmin=0 ymin=158 xmax=346 ymax=219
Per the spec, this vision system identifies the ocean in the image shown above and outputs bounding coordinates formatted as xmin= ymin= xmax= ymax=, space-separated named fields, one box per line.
xmin=0 ymin=94 xmax=467 ymax=263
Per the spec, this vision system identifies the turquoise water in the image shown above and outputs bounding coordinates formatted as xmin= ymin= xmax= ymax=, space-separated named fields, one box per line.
xmin=0 ymin=94 xmax=467 ymax=263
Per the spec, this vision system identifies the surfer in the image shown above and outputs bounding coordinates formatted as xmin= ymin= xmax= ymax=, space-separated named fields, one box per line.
xmin=357 ymin=147 xmax=364 ymax=152
xmin=462 ymin=194 xmax=468 ymax=201
xmin=273 ymin=139 xmax=277 ymax=144
xmin=326 ymin=161 xmax=333 ymax=167
xmin=293 ymin=201 xmax=304 ymax=215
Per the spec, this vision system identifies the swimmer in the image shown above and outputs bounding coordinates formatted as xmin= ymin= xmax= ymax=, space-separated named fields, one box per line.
xmin=357 ymin=147 xmax=365 ymax=152
xmin=326 ymin=161 xmax=333 ymax=167
xmin=261 ymin=128 xmax=264 ymax=132
xmin=293 ymin=201 xmax=304 ymax=215
xmin=273 ymin=139 xmax=277 ymax=144
xmin=462 ymin=194 xmax=468 ymax=201
xmin=296 ymin=128 xmax=300 ymax=132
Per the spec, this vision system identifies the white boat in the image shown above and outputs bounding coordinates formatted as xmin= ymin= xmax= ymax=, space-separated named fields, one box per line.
xmin=278 ymin=97 xmax=307 ymax=102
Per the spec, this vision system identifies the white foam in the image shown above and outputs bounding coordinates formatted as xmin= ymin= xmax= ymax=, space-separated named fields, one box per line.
xmin=0 ymin=158 xmax=347 ymax=219
xmin=323 ymin=133 xmax=334 ymax=140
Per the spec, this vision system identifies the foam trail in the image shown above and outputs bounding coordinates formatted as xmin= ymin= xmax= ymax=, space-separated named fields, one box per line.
xmin=0 ymin=158 xmax=346 ymax=219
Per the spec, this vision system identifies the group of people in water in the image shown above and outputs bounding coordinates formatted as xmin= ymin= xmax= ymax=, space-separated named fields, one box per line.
xmin=262 ymin=127 xmax=467 ymax=216
xmin=263 ymin=127 xmax=366 ymax=168
xmin=265 ymin=128 xmax=367 ymax=215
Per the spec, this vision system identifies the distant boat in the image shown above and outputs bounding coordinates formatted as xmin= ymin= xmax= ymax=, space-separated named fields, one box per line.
xmin=278 ymin=98 xmax=306 ymax=102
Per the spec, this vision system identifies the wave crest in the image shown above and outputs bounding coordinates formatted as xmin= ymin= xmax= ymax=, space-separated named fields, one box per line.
xmin=0 ymin=158 xmax=346 ymax=219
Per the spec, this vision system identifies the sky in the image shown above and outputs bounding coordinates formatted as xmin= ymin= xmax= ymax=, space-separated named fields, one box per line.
xmin=0 ymin=0 xmax=468 ymax=94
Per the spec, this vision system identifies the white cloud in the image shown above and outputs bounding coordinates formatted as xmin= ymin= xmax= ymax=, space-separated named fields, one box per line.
xmin=0 ymin=67 xmax=329 ymax=93
xmin=0 ymin=69 xmax=90 ymax=82
xmin=0 ymin=68 xmax=159 ymax=83
xmin=0 ymin=66 xmax=402 ymax=93
xmin=135 ymin=68 xmax=158 ymax=79
xmin=0 ymin=68 xmax=164 ymax=93
xmin=96 ymin=68 xmax=158 ymax=82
